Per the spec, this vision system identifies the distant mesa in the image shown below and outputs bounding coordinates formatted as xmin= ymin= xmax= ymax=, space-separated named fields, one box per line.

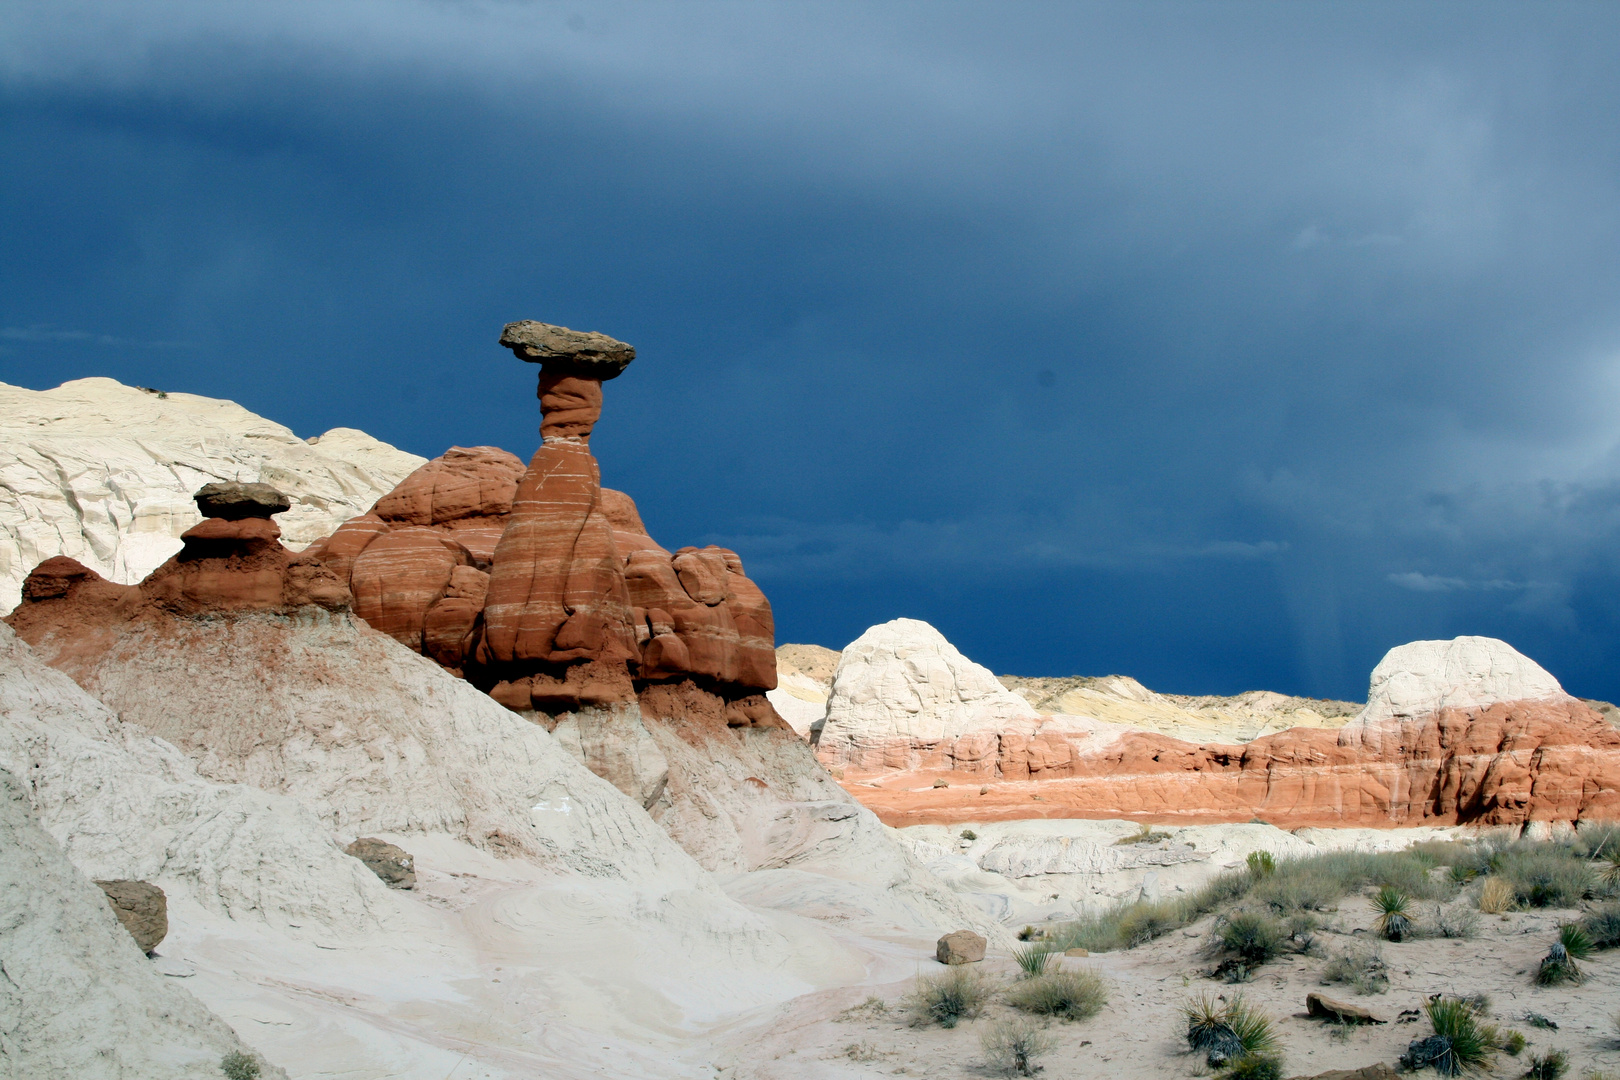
xmin=813 ymin=621 xmax=1620 ymax=830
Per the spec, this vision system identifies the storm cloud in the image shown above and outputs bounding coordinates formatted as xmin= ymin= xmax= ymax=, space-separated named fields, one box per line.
xmin=4 ymin=1 xmax=1620 ymax=700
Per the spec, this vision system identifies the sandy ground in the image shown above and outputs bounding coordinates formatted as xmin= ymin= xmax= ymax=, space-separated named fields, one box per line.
xmin=714 ymin=895 xmax=1620 ymax=1080
xmin=142 ymin=820 xmax=1618 ymax=1080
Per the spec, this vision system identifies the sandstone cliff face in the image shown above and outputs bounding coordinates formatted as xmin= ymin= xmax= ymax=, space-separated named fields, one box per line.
xmin=0 ymin=377 xmax=424 ymax=614
xmin=821 ymin=628 xmax=1620 ymax=829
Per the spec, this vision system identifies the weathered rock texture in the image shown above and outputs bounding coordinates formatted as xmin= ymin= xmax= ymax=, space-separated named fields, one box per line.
xmin=769 ymin=643 xmax=842 ymax=738
xmin=822 ymin=627 xmax=1620 ymax=829
xmin=0 ymin=766 xmax=286 ymax=1080
xmin=345 ymin=837 xmax=416 ymax=889
xmin=0 ymin=376 xmax=424 ymax=614
xmin=93 ymin=879 xmax=168 ymax=954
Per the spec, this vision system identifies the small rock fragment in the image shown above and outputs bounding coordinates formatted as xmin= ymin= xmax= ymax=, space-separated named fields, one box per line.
xmin=94 ymin=879 xmax=168 ymax=954
xmin=935 ymin=930 xmax=986 ymax=965
xmin=1287 ymin=1066 xmax=1400 ymax=1080
xmin=1064 ymin=947 xmax=1089 ymax=957
xmin=345 ymin=837 xmax=416 ymax=889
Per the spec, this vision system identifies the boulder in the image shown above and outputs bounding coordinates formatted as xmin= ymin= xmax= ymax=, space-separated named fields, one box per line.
xmin=344 ymin=838 xmax=416 ymax=889
xmin=93 ymin=879 xmax=168 ymax=954
xmin=936 ymin=929 xmax=987 ymax=965
xmin=193 ymin=481 xmax=291 ymax=520
xmin=498 ymin=320 xmax=635 ymax=376
xmin=1306 ymin=992 xmax=1384 ymax=1024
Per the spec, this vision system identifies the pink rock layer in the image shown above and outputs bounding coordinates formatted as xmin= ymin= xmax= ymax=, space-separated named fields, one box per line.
xmin=827 ymin=697 xmax=1620 ymax=829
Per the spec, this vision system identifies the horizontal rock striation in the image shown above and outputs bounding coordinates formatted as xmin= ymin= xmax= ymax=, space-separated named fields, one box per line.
xmin=823 ymin=630 xmax=1620 ymax=829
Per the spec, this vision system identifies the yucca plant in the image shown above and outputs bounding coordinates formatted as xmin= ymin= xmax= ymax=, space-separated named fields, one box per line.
xmin=1559 ymin=923 xmax=1594 ymax=960
xmin=1374 ymin=886 xmax=1412 ymax=942
xmin=1599 ymin=850 xmax=1620 ymax=890
xmin=1402 ymin=996 xmax=1494 ymax=1076
xmin=1183 ymin=994 xmax=1280 ymax=1073
xmin=1537 ymin=941 xmax=1583 ymax=986
xmin=1012 ymin=944 xmax=1055 ymax=978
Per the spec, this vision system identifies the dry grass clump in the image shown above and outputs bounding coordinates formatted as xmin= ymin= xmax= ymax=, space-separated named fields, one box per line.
xmin=1431 ymin=902 xmax=1481 ymax=939
xmin=1320 ymin=943 xmax=1390 ymax=995
xmin=980 ymin=1017 xmax=1054 ymax=1077
xmin=1183 ymin=994 xmax=1283 ymax=1079
xmin=1247 ymin=851 xmax=1276 ymax=877
xmin=1003 ymin=968 xmax=1109 ymax=1022
xmin=1578 ymin=902 xmax=1620 ymax=949
xmin=905 ymin=968 xmax=990 ymax=1029
xmin=1114 ymin=822 xmax=1173 ymax=846
xmin=1480 ymin=876 xmax=1517 ymax=913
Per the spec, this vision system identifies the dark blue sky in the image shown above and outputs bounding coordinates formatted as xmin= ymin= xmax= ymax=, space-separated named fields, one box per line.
xmin=5 ymin=2 xmax=1620 ymax=701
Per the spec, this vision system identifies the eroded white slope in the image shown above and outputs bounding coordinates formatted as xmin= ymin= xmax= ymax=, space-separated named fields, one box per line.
xmin=0 ymin=766 xmax=289 ymax=1080
xmin=0 ymin=377 xmax=424 ymax=612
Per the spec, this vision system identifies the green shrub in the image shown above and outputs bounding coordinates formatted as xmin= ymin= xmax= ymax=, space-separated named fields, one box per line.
xmin=1012 ymin=944 xmax=1055 ymax=978
xmin=1003 ymin=968 xmax=1109 ymax=1021
xmin=1500 ymin=1030 xmax=1528 ymax=1056
xmin=1220 ymin=912 xmax=1287 ymax=968
xmin=1501 ymin=851 xmax=1592 ymax=908
xmin=1222 ymin=1053 xmax=1284 ymax=1080
xmin=1114 ymin=822 xmax=1171 ymax=845
xmin=906 ymin=967 xmax=989 ymax=1028
xmin=1526 ymin=1050 xmax=1570 ymax=1080
xmin=221 ymin=1053 xmax=260 ymax=1080
xmin=960 ymin=829 xmax=978 ymax=841
xmin=1247 ymin=851 xmax=1276 ymax=877
xmin=980 ymin=1017 xmax=1054 ymax=1077
xmin=1374 ymin=886 xmax=1412 ymax=942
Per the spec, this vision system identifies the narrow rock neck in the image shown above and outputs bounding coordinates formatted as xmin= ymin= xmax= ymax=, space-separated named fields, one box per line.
xmin=538 ymin=369 xmax=604 ymax=443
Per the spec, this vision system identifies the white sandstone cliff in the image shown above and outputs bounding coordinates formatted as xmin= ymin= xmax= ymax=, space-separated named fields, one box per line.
xmin=0 ymin=377 xmax=424 ymax=612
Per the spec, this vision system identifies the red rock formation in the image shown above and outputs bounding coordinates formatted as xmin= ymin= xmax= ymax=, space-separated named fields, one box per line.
xmin=301 ymin=321 xmax=781 ymax=719
xmin=7 ymin=483 xmax=351 ymax=656
xmin=836 ymin=695 xmax=1620 ymax=830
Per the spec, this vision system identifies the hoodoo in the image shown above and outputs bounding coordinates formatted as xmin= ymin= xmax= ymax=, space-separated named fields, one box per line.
xmin=307 ymin=321 xmax=781 ymax=724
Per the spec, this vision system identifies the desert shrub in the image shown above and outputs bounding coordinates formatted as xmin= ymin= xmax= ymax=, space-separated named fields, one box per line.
xmin=1526 ymin=1050 xmax=1570 ymax=1080
xmin=1401 ymin=996 xmax=1494 ymax=1076
xmin=1003 ymin=968 xmax=1109 ymax=1022
xmin=1527 ymin=1012 xmax=1559 ymax=1030
xmin=1219 ymin=912 xmax=1287 ymax=970
xmin=1579 ymin=903 xmax=1620 ymax=948
xmin=1432 ymin=903 xmax=1480 ymax=939
xmin=960 ymin=829 xmax=978 ymax=841
xmin=1598 ymin=851 xmax=1620 ymax=891
xmin=1500 ymin=1030 xmax=1528 ymax=1056
xmin=980 ymin=1017 xmax=1054 ymax=1077
xmin=1374 ymin=886 xmax=1413 ymax=941
xmin=906 ymin=968 xmax=989 ymax=1028
xmin=1012 ymin=944 xmax=1055 ymax=978
xmin=1500 ymin=850 xmax=1592 ymax=908
xmin=1184 ymin=994 xmax=1280 ymax=1075
xmin=1537 ymin=942 xmax=1583 ymax=986
xmin=221 ymin=1052 xmax=260 ymax=1080
xmin=1319 ymin=944 xmax=1389 ymax=995
xmin=1247 ymin=851 xmax=1276 ymax=877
